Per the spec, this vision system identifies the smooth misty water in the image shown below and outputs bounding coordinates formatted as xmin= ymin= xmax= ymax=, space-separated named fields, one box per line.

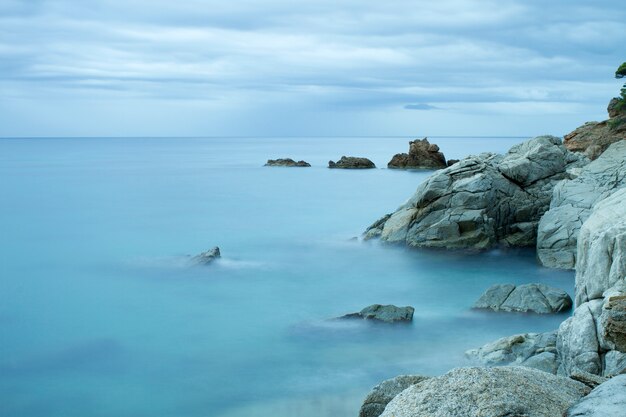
xmin=0 ymin=137 xmax=574 ymax=417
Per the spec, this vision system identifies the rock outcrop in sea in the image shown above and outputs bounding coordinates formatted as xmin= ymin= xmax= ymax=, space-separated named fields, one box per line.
xmin=563 ymin=98 xmax=626 ymax=160
xmin=339 ymin=304 xmax=414 ymax=323
xmin=328 ymin=156 xmax=376 ymax=169
xmin=359 ymin=375 xmax=429 ymax=417
xmin=473 ymin=283 xmax=572 ymax=314
xmin=387 ymin=138 xmax=447 ymax=169
xmin=190 ymin=246 xmax=221 ymax=265
xmin=264 ymin=158 xmax=311 ymax=167
xmin=364 ymin=135 xmax=586 ymax=249
xmin=379 ymin=367 xmax=589 ymax=417
xmin=536 ymin=140 xmax=626 ymax=269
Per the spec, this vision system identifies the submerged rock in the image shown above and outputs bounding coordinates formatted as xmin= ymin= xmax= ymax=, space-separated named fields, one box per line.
xmin=264 ymin=158 xmax=311 ymax=167
xmin=339 ymin=304 xmax=414 ymax=323
xmin=359 ymin=375 xmax=429 ymax=417
xmin=380 ymin=366 xmax=589 ymax=417
xmin=190 ymin=246 xmax=221 ymax=265
xmin=566 ymin=374 xmax=626 ymax=417
xmin=364 ymin=136 xmax=585 ymax=250
xmin=387 ymin=138 xmax=447 ymax=169
xmin=537 ymin=141 xmax=626 ymax=270
xmin=328 ymin=156 xmax=376 ymax=169
xmin=473 ymin=283 xmax=572 ymax=314
xmin=465 ymin=331 xmax=558 ymax=374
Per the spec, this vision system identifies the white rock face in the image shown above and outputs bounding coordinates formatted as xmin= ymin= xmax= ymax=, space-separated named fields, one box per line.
xmin=537 ymin=140 xmax=626 ymax=269
xmin=575 ymin=187 xmax=626 ymax=305
xmin=380 ymin=367 xmax=589 ymax=417
xmin=365 ymin=136 xmax=585 ymax=249
xmin=566 ymin=374 xmax=626 ymax=417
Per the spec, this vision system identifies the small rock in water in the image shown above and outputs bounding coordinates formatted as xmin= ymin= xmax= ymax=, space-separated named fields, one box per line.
xmin=339 ymin=304 xmax=414 ymax=323
xmin=387 ymin=137 xmax=447 ymax=169
xmin=264 ymin=158 xmax=311 ymax=167
xmin=190 ymin=246 xmax=221 ymax=265
xmin=359 ymin=375 xmax=429 ymax=417
xmin=328 ymin=156 xmax=376 ymax=169
xmin=473 ymin=283 xmax=572 ymax=314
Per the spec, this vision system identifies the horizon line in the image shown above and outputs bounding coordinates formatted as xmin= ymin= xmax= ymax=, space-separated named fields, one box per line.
xmin=0 ymin=135 xmax=536 ymax=140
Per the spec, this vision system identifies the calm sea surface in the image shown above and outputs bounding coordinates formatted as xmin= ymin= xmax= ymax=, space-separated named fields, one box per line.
xmin=0 ymin=137 xmax=574 ymax=417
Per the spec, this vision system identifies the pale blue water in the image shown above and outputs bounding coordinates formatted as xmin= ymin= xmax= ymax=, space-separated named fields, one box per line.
xmin=0 ymin=137 xmax=574 ymax=417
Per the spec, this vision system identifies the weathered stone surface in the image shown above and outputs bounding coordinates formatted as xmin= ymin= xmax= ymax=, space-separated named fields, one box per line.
xmin=564 ymin=98 xmax=626 ymax=160
xmin=446 ymin=159 xmax=459 ymax=166
xmin=600 ymin=295 xmax=626 ymax=352
xmin=387 ymin=138 xmax=447 ymax=170
xmin=339 ymin=304 xmax=414 ymax=323
xmin=537 ymin=141 xmax=626 ymax=269
xmin=557 ymin=299 xmax=604 ymax=377
xmin=264 ymin=158 xmax=310 ymax=167
xmin=365 ymin=136 xmax=585 ymax=250
xmin=465 ymin=331 xmax=558 ymax=373
xmin=328 ymin=156 xmax=375 ymax=169
xmin=190 ymin=246 xmax=221 ymax=265
xmin=604 ymin=350 xmax=626 ymax=376
xmin=380 ymin=366 xmax=589 ymax=417
xmin=575 ymin=187 xmax=626 ymax=303
xmin=566 ymin=374 xmax=626 ymax=417
xmin=359 ymin=375 xmax=429 ymax=417
xmin=473 ymin=283 xmax=572 ymax=314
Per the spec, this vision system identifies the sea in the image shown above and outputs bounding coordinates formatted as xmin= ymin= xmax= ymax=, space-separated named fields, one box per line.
xmin=0 ymin=136 xmax=574 ymax=417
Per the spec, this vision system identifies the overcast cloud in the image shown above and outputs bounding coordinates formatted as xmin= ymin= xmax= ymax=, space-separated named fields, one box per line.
xmin=1 ymin=0 xmax=624 ymax=137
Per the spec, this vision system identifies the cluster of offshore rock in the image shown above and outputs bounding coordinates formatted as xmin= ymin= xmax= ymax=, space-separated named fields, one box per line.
xmin=358 ymin=98 xmax=626 ymax=417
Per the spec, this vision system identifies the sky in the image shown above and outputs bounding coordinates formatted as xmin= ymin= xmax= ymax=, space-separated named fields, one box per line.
xmin=1 ymin=0 xmax=625 ymax=137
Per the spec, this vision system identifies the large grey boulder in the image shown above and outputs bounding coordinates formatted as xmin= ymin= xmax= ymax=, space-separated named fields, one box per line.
xmin=328 ymin=156 xmax=375 ymax=169
xmin=557 ymin=299 xmax=604 ymax=377
xmin=465 ymin=332 xmax=558 ymax=374
xmin=575 ymin=187 xmax=626 ymax=304
xmin=190 ymin=246 xmax=221 ymax=265
xmin=339 ymin=304 xmax=414 ymax=323
xmin=387 ymin=138 xmax=447 ymax=169
xmin=473 ymin=283 xmax=572 ymax=314
xmin=364 ymin=136 xmax=585 ymax=249
xmin=380 ymin=366 xmax=589 ymax=417
xmin=566 ymin=374 xmax=626 ymax=416
xmin=537 ymin=141 xmax=626 ymax=269
xmin=359 ymin=375 xmax=429 ymax=417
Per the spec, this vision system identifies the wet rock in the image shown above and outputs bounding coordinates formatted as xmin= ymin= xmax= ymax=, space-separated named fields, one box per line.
xmin=446 ymin=159 xmax=459 ymax=166
xmin=537 ymin=141 xmax=626 ymax=270
xmin=359 ymin=375 xmax=429 ymax=417
xmin=473 ymin=283 xmax=572 ymax=314
xmin=328 ymin=156 xmax=376 ymax=169
xmin=387 ymin=138 xmax=447 ymax=169
xmin=339 ymin=304 xmax=414 ymax=323
xmin=190 ymin=246 xmax=221 ymax=265
xmin=465 ymin=331 xmax=558 ymax=374
xmin=364 ymin=136 xmax=585 ymax=250
xmin=264 ymin=158 xmax=311 ymax=167
xmin=565 ymin=374 xmax=626 ymax=417
xmin=380 ymin=366 xmax=589 ymax=417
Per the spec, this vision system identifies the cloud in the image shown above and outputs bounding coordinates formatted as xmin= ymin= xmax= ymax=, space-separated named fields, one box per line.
xmin=0 ymin=0 xmax=625 ymax=136
xmin=404 ymin=103 xmax=438 ymax=110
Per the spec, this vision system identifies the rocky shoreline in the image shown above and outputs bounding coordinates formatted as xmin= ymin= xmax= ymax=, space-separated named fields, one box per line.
xmin=357 ymin=96 xmax=626 ymax=416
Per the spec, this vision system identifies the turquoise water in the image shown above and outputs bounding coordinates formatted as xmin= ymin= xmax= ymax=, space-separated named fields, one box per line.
xmin=0 ymin=137 xmax=574 ymax=417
